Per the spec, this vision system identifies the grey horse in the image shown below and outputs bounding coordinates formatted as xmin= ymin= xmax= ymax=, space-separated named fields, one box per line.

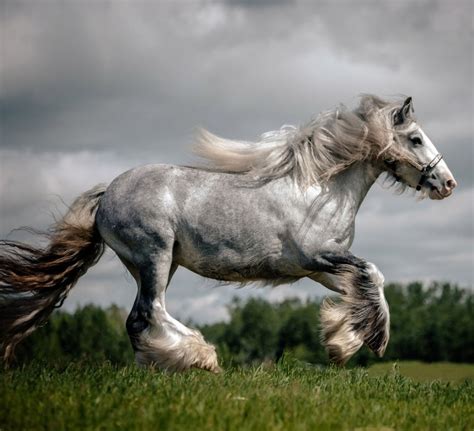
xmin=0 ymin=95 xmax=456 ymax=371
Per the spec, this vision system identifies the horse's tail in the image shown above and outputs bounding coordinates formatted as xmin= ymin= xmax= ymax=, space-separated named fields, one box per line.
xmin=0 ymin=184 xmax=107 ymax=365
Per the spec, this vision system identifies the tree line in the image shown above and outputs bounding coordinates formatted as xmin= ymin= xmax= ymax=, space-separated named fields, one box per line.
xmin=12 ymin=282 xmax=474 ymax=366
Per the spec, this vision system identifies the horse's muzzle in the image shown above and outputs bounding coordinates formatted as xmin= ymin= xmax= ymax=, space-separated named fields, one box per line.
xmin=428 ymin=177 xmax=457 ymax=200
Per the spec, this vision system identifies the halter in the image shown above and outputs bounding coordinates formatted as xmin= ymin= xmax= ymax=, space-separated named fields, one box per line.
xmin=385 ymin=153 xmax=443 ymax=191
xmin=411 ymin=153 xmax=443 ymax=191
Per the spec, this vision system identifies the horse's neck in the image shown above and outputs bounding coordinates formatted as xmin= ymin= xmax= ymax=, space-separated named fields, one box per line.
xmin=301 ymin=161 xmax=381 ymax=230
xmin=329 ymin=161 xmax=382 ymax=212
xmin=283 ymin=161 xmax=381 ymax=251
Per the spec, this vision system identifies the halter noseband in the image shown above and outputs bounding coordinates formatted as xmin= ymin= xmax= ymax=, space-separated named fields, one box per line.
xmin=385 ymin=153 xmax=443 ymax=191
xmin=412 ymin=153 xmax=443 ymax=191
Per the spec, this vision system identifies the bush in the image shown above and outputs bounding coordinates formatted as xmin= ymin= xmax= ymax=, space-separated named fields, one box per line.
xmin=201 ymin=282 xmax=474 ymax=366
xmin=14 ymin=304 xmax=133 ymax=366
xmin=11 ymin=282 xmax=474 ymax=366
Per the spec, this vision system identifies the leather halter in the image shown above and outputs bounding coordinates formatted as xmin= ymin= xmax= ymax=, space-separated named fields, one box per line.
xmin=411 ymin=153 xmax=443 ymax=191
xmin=385 ymin=153 xmax=443 ymax=191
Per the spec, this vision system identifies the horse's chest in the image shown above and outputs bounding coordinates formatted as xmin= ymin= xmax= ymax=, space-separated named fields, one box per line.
xmin=296 ymin=201 xmax=356 ymax=253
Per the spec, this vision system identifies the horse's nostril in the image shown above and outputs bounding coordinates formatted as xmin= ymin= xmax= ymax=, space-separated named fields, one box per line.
xmin=445 ymin=179 xmax=457 ymax=190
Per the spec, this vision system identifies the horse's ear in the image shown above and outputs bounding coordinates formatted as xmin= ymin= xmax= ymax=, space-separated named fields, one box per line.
xmin=393 ymin=96 xmax=413 ymax=126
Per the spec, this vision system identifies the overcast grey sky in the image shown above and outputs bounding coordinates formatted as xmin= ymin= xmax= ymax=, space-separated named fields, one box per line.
xmin=1 ymin=0 xmax=473 ymax=323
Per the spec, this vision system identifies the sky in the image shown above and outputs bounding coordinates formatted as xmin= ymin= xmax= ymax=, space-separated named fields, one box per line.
xmin=1 ymin=0 xmax=473 ymax=324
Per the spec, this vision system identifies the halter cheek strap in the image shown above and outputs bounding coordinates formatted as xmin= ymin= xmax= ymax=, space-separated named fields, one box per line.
xmin=384 ymin=153 xmax=443 ymax=191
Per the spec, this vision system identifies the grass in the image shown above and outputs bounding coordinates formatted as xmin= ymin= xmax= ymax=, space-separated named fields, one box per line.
xmin=368 ymin=361 xmax=474 ymax=383
xmin=1 ymin=361 xmax=473 ymax=431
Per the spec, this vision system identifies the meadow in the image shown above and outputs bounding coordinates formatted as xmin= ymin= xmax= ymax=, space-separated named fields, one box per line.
xmin=1 ymin=361 xmax=473 ymax=431
xmin=2 ymin=283 xmax=473 ymax=430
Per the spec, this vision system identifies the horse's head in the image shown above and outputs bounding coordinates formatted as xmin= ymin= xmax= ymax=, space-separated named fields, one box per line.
xmin=384 ymin=97 xmax=457 ymax=200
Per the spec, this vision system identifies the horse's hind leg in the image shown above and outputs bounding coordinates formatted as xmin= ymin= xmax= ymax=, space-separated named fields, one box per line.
xmin=309 ymin=252 xmax=390 ymax=365
xmin=121 ymin=252 xmax=220 ymax=373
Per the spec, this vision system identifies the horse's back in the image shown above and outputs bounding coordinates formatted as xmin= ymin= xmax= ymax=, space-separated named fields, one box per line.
xmin=95 ymin=164 xmax=249 ymax=261
xmin=95 ymin=163 xmax=291 ymax=273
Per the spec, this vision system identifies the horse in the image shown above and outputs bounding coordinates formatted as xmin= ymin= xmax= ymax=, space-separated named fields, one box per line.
xmin=0 ymin=95 xmax=457 ymax=372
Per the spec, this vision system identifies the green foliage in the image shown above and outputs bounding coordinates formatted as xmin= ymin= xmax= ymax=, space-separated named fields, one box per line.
xmin=200 ymin=297 xmax=327 ymax=366
xmin=201 ymin=282 xmax=474 ymax=366
xmin=4 ymin=283 xmax=472 ymax=430
xmin=1 ymin=362 xmax=473 ymax=431
xmin=11 ymin=282 xmax=474 ymax=367
xmin=383 ymin=282 xmax=474 ymax=363
xmin=15 ymin=304 xmax=133 ymax=366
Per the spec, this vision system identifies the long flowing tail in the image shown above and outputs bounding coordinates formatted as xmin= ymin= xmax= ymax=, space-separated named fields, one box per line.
xmin=0 ymin=184 xmax=107 ymax=364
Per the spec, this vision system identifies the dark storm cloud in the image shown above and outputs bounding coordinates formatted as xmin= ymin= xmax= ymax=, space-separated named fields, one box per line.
xmin=2 ymin=1 xmax=471 ymax=152
xmin=1 ymin=0 xmax=472 ymax=322
xmin=226 ymin=0 xmax=292 ymax=7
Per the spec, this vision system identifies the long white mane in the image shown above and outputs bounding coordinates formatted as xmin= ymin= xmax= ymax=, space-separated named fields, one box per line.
xmin=194 ymin=95 xmax=416 ymax=188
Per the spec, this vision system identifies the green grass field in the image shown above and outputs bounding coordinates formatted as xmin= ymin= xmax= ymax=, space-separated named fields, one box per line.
xmin=1 ymin=361 xmax=473 ymax=431
xmin=368 ymin=361 xmax=474 ymax=383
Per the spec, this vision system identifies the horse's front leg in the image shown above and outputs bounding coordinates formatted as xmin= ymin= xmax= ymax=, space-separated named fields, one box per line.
xmin=308 ymin=252 xmax=390 ymax=365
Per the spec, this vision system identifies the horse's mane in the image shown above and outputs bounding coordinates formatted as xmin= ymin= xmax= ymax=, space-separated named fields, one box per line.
xmin=193 ymin=94 xmax=416 ymax=188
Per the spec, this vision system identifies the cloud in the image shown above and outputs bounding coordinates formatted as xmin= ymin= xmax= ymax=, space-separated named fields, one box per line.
xmin=1 ymin=0 xmax=472 ymax=323
xmin=353 ymin=185 xmax=473 ymax=285
xmin=2 ymin=1 xmax=471 ymax=153
xmin=0 ymin=150 xmax=132 ymax=232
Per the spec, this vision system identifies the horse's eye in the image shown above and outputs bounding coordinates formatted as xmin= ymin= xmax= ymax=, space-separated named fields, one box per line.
xmin=410 ymin=136 xmax=423 ymax=146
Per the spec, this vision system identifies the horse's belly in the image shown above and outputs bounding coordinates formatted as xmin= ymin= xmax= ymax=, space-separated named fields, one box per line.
xmin=174 ymin=238 xmax=307 ymax=284
xmin=180 ymin=260 xmax=303 ymax=285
